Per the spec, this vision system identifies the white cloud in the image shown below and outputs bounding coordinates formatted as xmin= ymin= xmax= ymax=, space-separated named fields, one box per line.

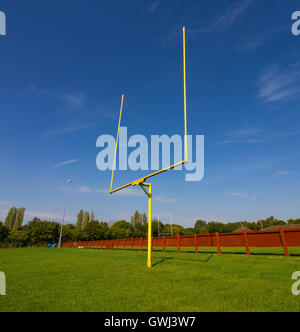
xmin=237 ymin=25 xmax=287 ymax=53
xmin=112 ymin=212 xmax=132 ymax=221
xmin=53 ymin=159 xmax=79 ymax=169
xmin=258 ymin=62 xmax=300 ymax=103
xmin=236 ymin=160 xmax=275 ymax=173
xmin=227 ymin=128 xmax=263 ymax=137
xmin=275 ymin=170 xmax=291 ymax=176
xmin=24 ymin=210 xmax=74 ymax=222
xmin=0 ymin=201 xmax=16 ymax=206
xmin=149 ymin=1 xmax=160 ymax=15
xmin=101 ymin=190 xmax=177 ymax=203
xmin=60 ymin=186 xmax=92 ymax=193
xmin=193 ymin=0 xmax=252 ymax=33
xmin=59 ymin=92 xmax=86 ymax=111
xmin=115 ymin=188 xmax=144 ymax=197
xmin=217 ymin=125 xmax=300 ymax=145
xmin=230 ymin=192 xmax=246 ymax=198
xmin=0 ymin=209 xmax=9 ymax=221
xmin=96 ymin=187 xmax=144 ymax=197
xmin=31 ymin=86 xmax=101 ymax=137
xmin=212 ymin=0 xmax=251 ymax=30
xmin=0 ymin=204 xmax=75 ymax=223
xmin=45 ymin=123 xmax=95 ymax=136
xmin=30 ymin=86 xmax=86 ymax=112
xmin=154 ymin=195 xmax=176 ymax=203
xmin=216 ymin=127 xmax=263 ymax=144
xmin=96 ymin=189 xmax=108 ymax=194
xmin=237 ymin=37 xmax=265 ymax=52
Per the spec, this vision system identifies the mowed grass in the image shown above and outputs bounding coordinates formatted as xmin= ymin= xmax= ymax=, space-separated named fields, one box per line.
xmin=1 ymin=246 xmax=300 ymax=312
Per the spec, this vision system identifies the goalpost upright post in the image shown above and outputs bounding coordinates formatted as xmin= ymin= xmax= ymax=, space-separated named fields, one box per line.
xmin=109 ymin=27 xmax=188 ymax=268
xmin=183 ymin=27 xmax=188 ymax=164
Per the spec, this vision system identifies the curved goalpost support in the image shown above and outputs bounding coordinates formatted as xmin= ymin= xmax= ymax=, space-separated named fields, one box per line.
xmin=110 ymin=94 xmax=124 ymax=194
xmin=109 ymin=27 xmax=188 ymax=268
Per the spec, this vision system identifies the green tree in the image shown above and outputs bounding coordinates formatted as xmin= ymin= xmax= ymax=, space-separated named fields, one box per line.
xmin=84 ymin=220 xmax=109 ymax=241
xmin=194 ymin=220 xmax=207 ymax=234
xmin=99 ymin=222 xmax=111 ymax=240
xmin=0 ymin=222 xmax=9 ymax=243
xmin=214 ymin=221 xmax=259 ymax=233
xmin=8 ymin=230 xmax=30 ymax=247
xmin=152 ymin=219 xmax=164 ymax=237
xmin=4 ymin=207 xmax=17 ymax=231
xmin=76 ymin=210 xmax=84 ymax=229
xmin=110 ymin=220 xmax=131 ymax=239
xmin=90 ymin=210 xmax=95 ymax=223
xmin=163 ymin=224 xmax=184 ymax=236
xmin=130 ymin=211 xmax=147 ymax=238
xmin=82 ymin=211 xmax=90 ymax=229
xmin=12 ymin=207 xmax=25 ymax=232
xmin=25 ymin=218 xmax=41 ymax=229
xmin=257 ymin=216 xmax=286 ymax=230
xmin=288 ymin=219 xmax=300 ymax=225
xmin=72 ymin=228 xmax=89 ymax=241
xmin=183 ymin=228 xmax=194 ymax=235
xmin=62 ymin=224 xmax=75 ymax=242
xmin=30 ymin=221 xmax=60 ymax=245
xmin=206 ymin=222 xmax=227 ymax=234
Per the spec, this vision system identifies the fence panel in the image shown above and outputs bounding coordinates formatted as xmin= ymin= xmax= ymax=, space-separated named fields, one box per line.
xmin=165 ymin=236 xmax=178 ymax=247
xmin=247 ymin=231 xmax=282 ymax=247
xmin=219 ymin=233 xmax=244 ymax=247
xmin=285 ymin=230 xmax=300 ymax=247
xmin=61 ymin=228 xmax=300 ymax=257
xmin=180 ymin=235 xmax=194 ymax=247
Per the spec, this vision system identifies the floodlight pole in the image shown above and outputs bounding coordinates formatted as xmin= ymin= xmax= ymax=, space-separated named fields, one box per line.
xmin=58 ymin=179 xmax=72 ymax=248
xmin=254 ymin=198 xmax=263 ymax=231
xmin=170 ymin=213 xmax=173 ymax=237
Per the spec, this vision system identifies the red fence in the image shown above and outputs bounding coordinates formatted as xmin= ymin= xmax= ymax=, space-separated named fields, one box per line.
xmin=61 ymin=227 xmax=300 ymax=257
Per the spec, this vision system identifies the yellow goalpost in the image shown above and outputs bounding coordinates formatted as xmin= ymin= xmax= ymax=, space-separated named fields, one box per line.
xmin=109 ymin=27 xmax=188 ymax=268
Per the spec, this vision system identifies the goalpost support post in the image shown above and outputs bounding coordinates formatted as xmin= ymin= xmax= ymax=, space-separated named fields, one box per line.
xmin=139 ymin=183 xmax=152 ymax=268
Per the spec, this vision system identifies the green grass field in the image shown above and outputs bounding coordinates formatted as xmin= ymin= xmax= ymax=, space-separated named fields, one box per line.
xmin=1 ymin=247 xmax=300 ymax=312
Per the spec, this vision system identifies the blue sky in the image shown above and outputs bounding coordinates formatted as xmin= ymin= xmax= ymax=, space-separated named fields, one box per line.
xmin=0 ymin=0 xmax=300 ymax=227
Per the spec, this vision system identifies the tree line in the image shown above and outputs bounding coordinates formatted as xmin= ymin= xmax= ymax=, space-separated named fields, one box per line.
xmin=0 ymin=207 xmax=299 ymax=248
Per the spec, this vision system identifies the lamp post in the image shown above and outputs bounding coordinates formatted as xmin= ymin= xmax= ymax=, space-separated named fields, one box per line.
xmin=58 ymin=179 xmax=72 ymax=248
xmin=170 ymin=213 xmax=173 ymax=237
xmin=254 ymin=198 xmax=263 ymax=231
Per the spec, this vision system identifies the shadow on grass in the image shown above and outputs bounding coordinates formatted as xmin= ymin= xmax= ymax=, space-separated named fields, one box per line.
xmin=88 ymin=247 xmax=300 ymax=258
xmin=182 ymin=249 xmax=300 ymax=258
xmin=152 ymin=257 xmax=174 ymax=267
xmin=151 ymin=253 xmax=215 ymax=268
xmin=125 ymin=248 xmax=291 ymax=257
